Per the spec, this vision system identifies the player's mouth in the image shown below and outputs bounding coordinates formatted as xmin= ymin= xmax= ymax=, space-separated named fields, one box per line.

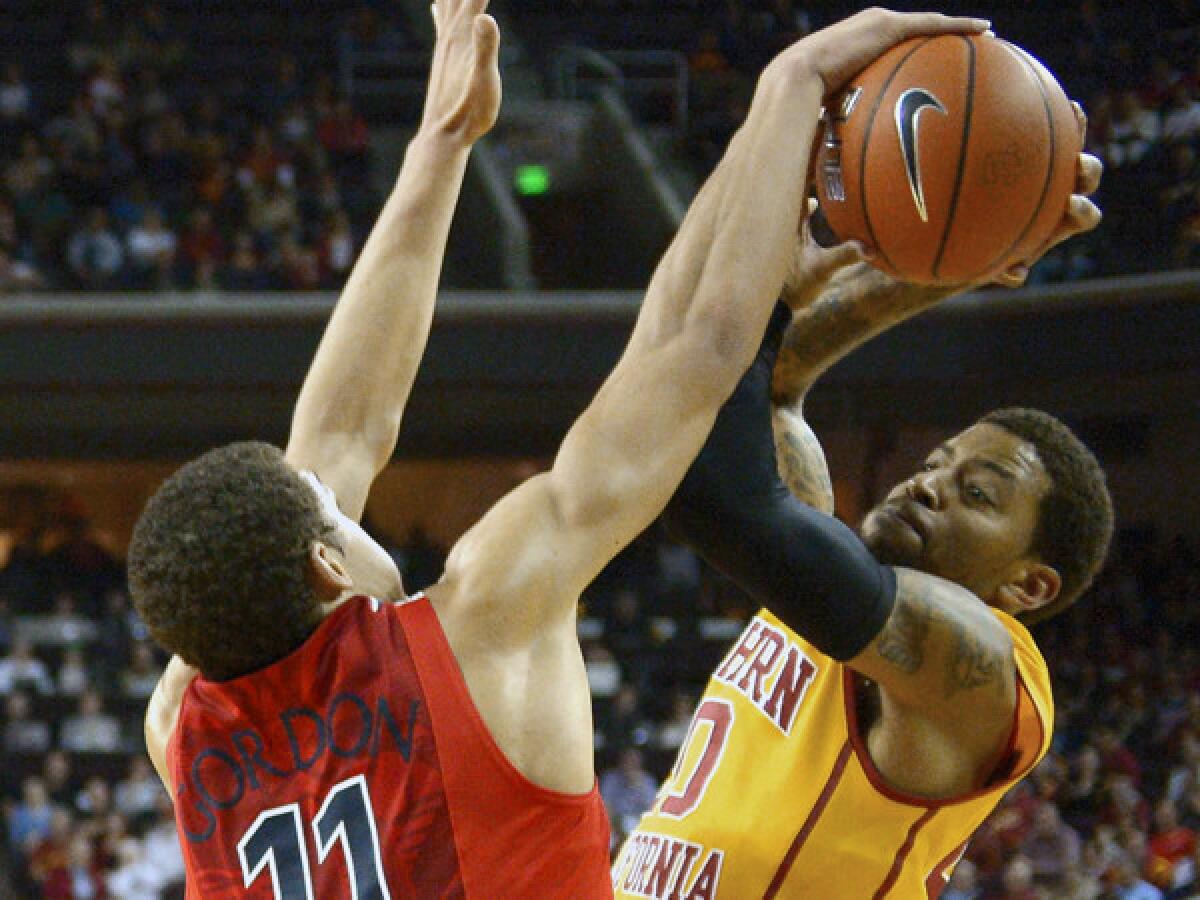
xmin=882 ymin=502 xmax=928 ymax=544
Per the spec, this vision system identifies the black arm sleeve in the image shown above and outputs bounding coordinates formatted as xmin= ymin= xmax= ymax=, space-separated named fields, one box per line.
xmin=662 ymin=302 xmax=896 ymax=661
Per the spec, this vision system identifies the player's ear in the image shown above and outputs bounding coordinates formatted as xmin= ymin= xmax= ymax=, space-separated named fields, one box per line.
xmin=998 ymin=562 xmax=1061 ymax=613
xmin=308 ymin=542 xmax=353 ymax=600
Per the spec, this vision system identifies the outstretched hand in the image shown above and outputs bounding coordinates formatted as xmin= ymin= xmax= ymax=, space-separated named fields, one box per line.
xmin=421 ymin=0 xmax=501 ymax=146
xmin=993 ymin=102 xmax=1102 ymax=287
xmin=770 ymin=8 xmax=991 ymax=95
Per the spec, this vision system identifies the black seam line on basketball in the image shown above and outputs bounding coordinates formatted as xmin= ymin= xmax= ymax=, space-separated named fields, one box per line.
xmin=973 ymin=40 xmax=1058 ymax=281
xmin=859 ymin=37 xmax=937 ymax=278
xmin=931 ymin=35 xmax=976 ymax=280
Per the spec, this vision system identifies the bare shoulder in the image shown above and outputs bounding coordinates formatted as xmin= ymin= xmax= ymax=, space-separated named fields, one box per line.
xmin=854 ymin=570 xmax=1020 ymax=796
xmin=855 ymin=568 xmax=1016 ymax=719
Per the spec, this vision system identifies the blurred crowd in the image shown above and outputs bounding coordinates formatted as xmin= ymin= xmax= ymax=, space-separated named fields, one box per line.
xmin=0 ymin=1 xmax=384 ymax=294
xmin=2 ymin=484 xmax=1200 ymax=898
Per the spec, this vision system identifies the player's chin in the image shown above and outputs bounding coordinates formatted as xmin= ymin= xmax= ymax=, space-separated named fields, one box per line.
xmin=860 ymin=511 xmax=924 ymax=569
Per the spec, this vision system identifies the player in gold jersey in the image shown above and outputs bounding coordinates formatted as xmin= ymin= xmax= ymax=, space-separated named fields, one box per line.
xmin=614 ymin=121 xmax=1111 ymax=899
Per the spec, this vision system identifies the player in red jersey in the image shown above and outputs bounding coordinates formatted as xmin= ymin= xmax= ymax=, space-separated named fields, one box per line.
xmin=130 ymin=7 xmax=993 ymax=898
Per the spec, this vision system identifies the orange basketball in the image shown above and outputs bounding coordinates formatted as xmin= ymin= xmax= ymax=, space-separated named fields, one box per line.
xmin=815 ymin=33 xmax=1080 ymax=286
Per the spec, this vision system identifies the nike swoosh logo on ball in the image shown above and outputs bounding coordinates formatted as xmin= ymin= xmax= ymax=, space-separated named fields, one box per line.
xmin=894 ymin=88 xmax=947 ymax=223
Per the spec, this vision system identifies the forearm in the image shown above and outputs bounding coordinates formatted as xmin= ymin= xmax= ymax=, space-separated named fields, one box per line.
xmin=287 ymin=132 xmax=469 ymax=509
xmin=772 ymin=265 xmax=960 ymax=407
xmin=663 ymin=304 xmax=895 ymax=660
xmin=632 ymin=68 xmax=824 ymax=373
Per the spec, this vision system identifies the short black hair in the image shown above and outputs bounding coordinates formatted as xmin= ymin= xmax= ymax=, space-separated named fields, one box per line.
xmin=127 ymin=442 xmax=334 ymax=680
xmin=978 ymin=408 xmax=1114 ymax=623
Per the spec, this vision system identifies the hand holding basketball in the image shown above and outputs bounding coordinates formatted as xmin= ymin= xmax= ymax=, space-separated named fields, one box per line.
xmin=993 ymin=104 xmax=1102 ymax=286
xmin=784 ymin=8 xmax=991 ymax=96
xmin=816 ymin=32 xmax=1092 ymax=285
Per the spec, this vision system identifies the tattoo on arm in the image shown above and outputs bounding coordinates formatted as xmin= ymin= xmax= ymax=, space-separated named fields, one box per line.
xmin=875 ymin=591 xmax=934 ymax=673
xmin=771 ymin=269 xmax=956 ymax=408
xmin=945 ymin=626 xmax=1008 ymax=699
xmin=772 ymin=411 xmax=835 ymax=514
xmin=771 ymin=285 xmax=863 ymax=405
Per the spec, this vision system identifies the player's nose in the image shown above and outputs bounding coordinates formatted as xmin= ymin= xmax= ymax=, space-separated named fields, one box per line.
xmin=906 ymin=472 xmax=941 ymax=510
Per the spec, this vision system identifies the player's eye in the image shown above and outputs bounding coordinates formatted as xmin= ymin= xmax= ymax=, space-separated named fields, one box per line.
xmin=966 ymin=484 xmax=994 ymax=506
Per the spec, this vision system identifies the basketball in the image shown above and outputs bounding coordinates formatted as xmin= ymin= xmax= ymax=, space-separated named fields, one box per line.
xmin=815 ymin=33 xmax=1080 ymax=285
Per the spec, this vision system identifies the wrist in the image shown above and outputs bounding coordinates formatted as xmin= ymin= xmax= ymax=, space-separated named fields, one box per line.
xmin=409 ymin=126 xmax=474 ymax=158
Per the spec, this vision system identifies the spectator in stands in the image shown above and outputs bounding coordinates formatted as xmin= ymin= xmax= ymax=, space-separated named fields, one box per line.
xmin=42 ymin=751 xmax=76 ymax=808
xmin=0 ymin=62 xmax=33 ymax=144
xmin=584 ymin=641 xmax=620 ymax=700
xmin=318 ymin=209 xmax=356 ymax=287
xmin=120 ymin=641 xmax=162 ymax=700
xmin=317 ymin=97 xmax=370 ymax=183
xmin=274 ymin=233 xmax=321 ymax=289
xmin=86 ymin=56 xmax=125 ymax=120
xmin=114 ymin=756 xmax=160 ymax=820
xmin=1162 ymin=84 xmax=1200 ymax=145
xmin=221 ymin=231 xmax=269 ymax=291
xmin=0 ymin=245 xmax=46 ymax=293
xmin=8 ymin=776 xmax=54 ymax=853
xmin=1168 ymin=183 xmax=1200 ymax=268
xmin=246 ymin=177 xmax=301 ymax=241
xmin=26 ymin=807 xmax=73 ymax=897
xmin=66 ymin=207 xmax=124 ymax=290
xmin=0 ymin=637 xmax=54 ymax=695
xmin=1148 ymin=798 xmax=1198 ymax=891
xmin=943 ymin=858 xmax=982 ymax=900
xmin=655 ymin=690 xmax=696 ymax=752
xmin=68 ymin=0 xmax=119 ymax=73
xmin=75 ymin=774 xmax=112 ymax=822
xmin=260 ymin=56 xmax=305 ymax=120
xmin=597 ymin=682 xmax=653 ymax=753
xmin=56 ymin=646 xmax=90 ymax=697
xmin=4 ymin=690 xmax=51 ymax=754
xmin=60 ymin=689 xmax=122 ymax=753
xmin=600 ymin=747 xmax=658 ymax=846
xmin=64 ymin=830 xmax=105 ymax=898
xmin=178 ymin=206 xmax=226 ymax=283
xmin=1106 ymin=91 xmax=1161 ymax=169
xmin=125 ymin=207 xmax=177 ymax=290
xmin=1111 ymin=850 xmax=1167 ymax=900
xmin=140 ymin=792 xmax=184 ymax=891
xmin=1026 ymin=801 xmax=1084 ymax=885
xmin=998 ymin=854 xmax=1041 ymax=900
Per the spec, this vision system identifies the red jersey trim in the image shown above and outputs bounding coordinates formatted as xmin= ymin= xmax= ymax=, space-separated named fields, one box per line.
xmin=399 ymin=593 xmax=600 ymax=806
xmin=842 ymin=664 xmax=1041 ymax=809
xmin=763 ymin=738 xmax=854 ymax=899
xmin=871 ymin=807 xmax=938 ymax=899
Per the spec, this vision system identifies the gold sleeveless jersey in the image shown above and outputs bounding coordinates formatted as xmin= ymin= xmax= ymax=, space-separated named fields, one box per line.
xmin=613 ymin=608 xmax=1052 ymax=899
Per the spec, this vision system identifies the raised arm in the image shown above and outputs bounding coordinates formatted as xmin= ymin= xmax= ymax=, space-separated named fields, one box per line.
xmin=438 ymin=10 xmax=994 ymax=633
xmin=284 ymin=0 xmax=501 ymax=519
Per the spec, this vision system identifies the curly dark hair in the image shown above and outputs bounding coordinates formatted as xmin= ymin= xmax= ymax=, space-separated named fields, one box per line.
xmin=978 ymin=408 xmax=1114 ymax=623
xmin=127 ymin=441 xmax=336 ymax=681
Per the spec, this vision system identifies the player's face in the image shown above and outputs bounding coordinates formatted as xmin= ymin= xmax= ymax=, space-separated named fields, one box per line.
xmin=859 ymin=424 xmax=1050 ymax=603
xmin=302 ymin=474 xmax=405 ymax=603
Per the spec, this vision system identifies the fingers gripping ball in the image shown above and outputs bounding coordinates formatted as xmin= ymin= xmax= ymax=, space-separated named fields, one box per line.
xmin=816 ymin=34 xmax=1080 ymax=285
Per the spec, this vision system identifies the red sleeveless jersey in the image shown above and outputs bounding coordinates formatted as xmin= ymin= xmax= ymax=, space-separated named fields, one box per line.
xmin=167 ymin=594 xmax=611 ymax=899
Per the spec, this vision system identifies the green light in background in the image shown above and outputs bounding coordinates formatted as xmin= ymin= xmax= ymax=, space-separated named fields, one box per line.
xmin=515 ymin=164 xmax=550 ymax=196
